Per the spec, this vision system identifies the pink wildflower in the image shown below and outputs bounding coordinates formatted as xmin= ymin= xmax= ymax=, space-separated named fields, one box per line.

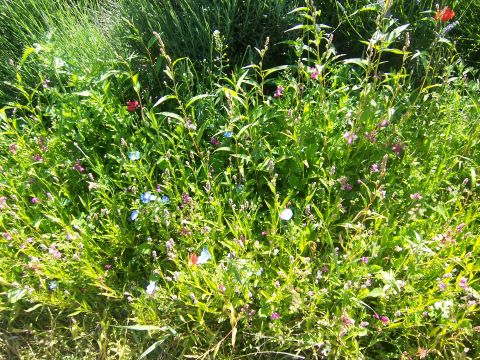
xmin=271 ymin=312 xmax=280 ymax=320
xmin=273 ymin=86 xmax=284 ymax=98
xmin=343 ymin=131 xmax=358 ymax=145
xmin=392 ymin=143 xmax=402 ymax=156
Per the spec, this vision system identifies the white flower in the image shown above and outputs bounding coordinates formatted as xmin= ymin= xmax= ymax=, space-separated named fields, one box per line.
xmin=280 ymin=208 xmax=293 ymax=221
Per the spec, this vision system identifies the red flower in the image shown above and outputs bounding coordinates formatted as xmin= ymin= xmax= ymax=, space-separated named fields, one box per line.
xmin=127 ymin=100 xmax=139 ymax=112
xmin=188 ymin=253 xmax=198 ymax=266
xmin=435 ymin=7 xmax=455 ymax=22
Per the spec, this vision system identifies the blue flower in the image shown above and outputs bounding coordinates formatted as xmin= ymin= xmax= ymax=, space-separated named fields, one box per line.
xmin=128 ymin=150 xmax=140 ymax=161
xmin=197 ymin=247 xmax=212 ymax=265
xmin=161 ymin=195 xmax=170 ymax=204
xmin=223 ymin=131 xmax=233 ymax=138
xmin=140 ymin=192 xmax=157 ymax=204
xmin=146 ymin=281 xmax=157 ymax=295
xmin=48 ymin=281 xmax=58 ymax=290
xmin=130 ymin=210 xmax=139 ymax=221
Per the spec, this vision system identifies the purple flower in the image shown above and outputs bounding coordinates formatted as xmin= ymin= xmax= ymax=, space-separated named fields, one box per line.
xmin=273 ymin=85 xmax=284 ymax=98
xmin=456 ymin=223 xmax=465 ymax=233
xmin=210 ymin=137 xmax=220 ymax=146
xmin=371 ymin=163 xmax=379 ymax=173
xmin=31 ymin=197 xmax=40 ymax=204
xmin=72 ymin=160 xmax=85 ymax=173
xmin=271 ymin=312 xmax=280 ymax=320
xmin=339 ymin=177 xmax=353 ymax=191
xmin=182 ymin=192 xmax=192 ymax=204
xmin=9 ymin=143 xmax=17 ymax=154
xmin=33 ymin=154 xmax=44 ymax=162
xmin=261 ymin=231 xmax=267 ymax=237
xmin=459 ymin=277 xmax=468 ymax=290
xmin=380 ymin=315 xmax=389 ymax=325
xmin=437 ymin=280 xmax=447 ymax=291
xmin=361 ymin=256 xmax=369 ymax=264
xmin=49 ymin=244 xmax=62 ymax=259
xmin=364 ymin=130 xmax=377 ymax=143
xmin=343 ymin=131 xmax=358 ymax=145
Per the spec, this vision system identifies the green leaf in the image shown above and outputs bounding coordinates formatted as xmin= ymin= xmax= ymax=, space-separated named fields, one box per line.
xmin=263 ymin=65 xmax=289 ymax=77
xmin=139 ymin=340 xmax=165 ymax=359
xmin=386 ymin=24 xmax=410 ymax=44
xmin=121 ymin=325 xmax=165 ymax=331
xmin=152 ymin=95 xmax=176 ymax=108
xmin=366 ymin=288 xmax=384 ymax=298
xmin=381 ymin=48 xmax=409 ymax=55
xmin=157 ymin=111 xmax=184 ymax=123
xmin=344 ymin=58 xmax=369 ymax=69
xmin=132 ymin=73 xmax=140 ymax=93
xmin=73 ymin=91 xmax=92 ymax=97
xmin=185 ymin=94 xmax=211 ymax=109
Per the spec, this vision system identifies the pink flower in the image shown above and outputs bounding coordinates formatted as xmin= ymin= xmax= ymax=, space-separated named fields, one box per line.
xmin=9 ymin=143 xmax=17 ymax=154
xmin=273 ymin=86 xmax=284 ymax=98
xmin=392 ymin=143 xmax=402 ymax=156
xmin=0 ymin=196 xmax=7 ymax=210
xmin=31 ymin=197 xmax=40 ymax=204
xmin=310 ymin=67 xmax=320 ymax=80
xmin=380 ymin=315 xmax=389 ymax=325
xmin=49 ymin=244 xmax=62 ymax=259
xmin=364 ymin=130 xmax=377 ymax=143
xmin=459 ymin=277 xmax=468 ymax=290
xmin=343 ymin=131 xmax=358 ymax=145
xmin=261 ymin=231 xmax=267 ymax=237
xmin=371 ymin=163 xmax=379 ymax=173
xmin=72 ymin=160 xmax=85 ymax=173
xmin=410 ymin=193 xmax=423 ymax=200
xmin=377 ymin=120 xmax=390 ymax=128
xmin=210 ymin=137 xmax=220 ymax=146
xmin=271 ymin=312 xmax=280 ymax=320
xmin=183 ymin=192 xmax=192 ymax=204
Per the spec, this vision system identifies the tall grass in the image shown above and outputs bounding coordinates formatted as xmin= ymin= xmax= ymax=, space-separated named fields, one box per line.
xmin=0 ymin=0 xmax=120 ymax=102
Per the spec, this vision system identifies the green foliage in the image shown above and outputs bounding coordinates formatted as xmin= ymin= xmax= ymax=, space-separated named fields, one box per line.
xmin=0 ymin=1 xmax=479 ymax=359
